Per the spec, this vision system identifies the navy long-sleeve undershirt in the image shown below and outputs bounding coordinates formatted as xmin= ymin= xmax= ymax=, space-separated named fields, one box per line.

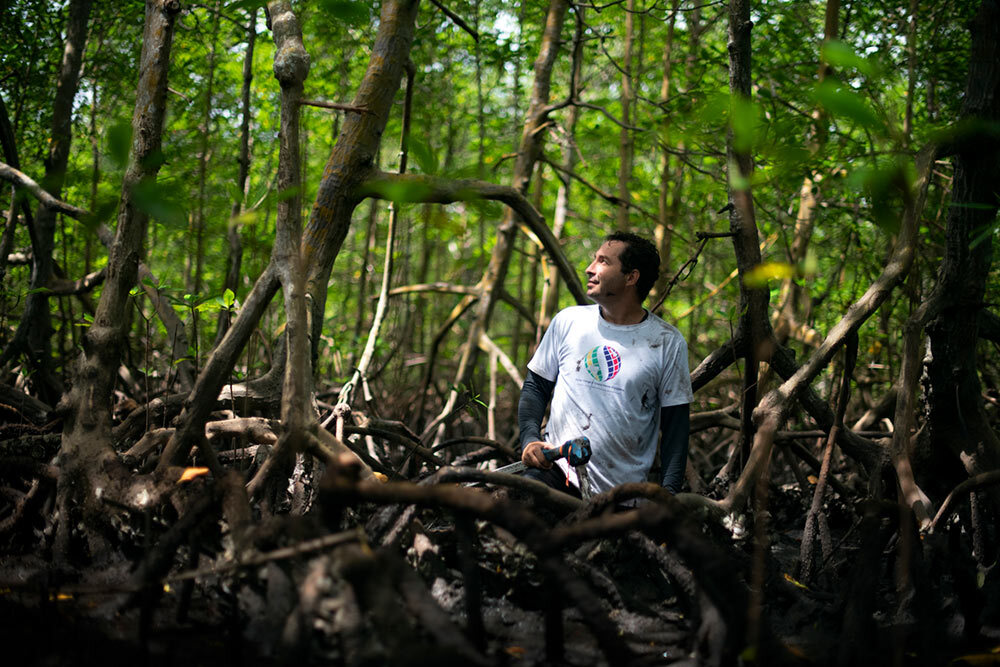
xmin=517 ymin=368 xmax=690 ymax=494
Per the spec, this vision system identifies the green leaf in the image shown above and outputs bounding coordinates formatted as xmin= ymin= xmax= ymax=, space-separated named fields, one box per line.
xmin=813 ymin=81 xmax=885 ymax=133
xmin=132 ymin=179 xmax=186 ymax=227
xmin=729 ymin=94 xmax=761 ymax=153
xmin=222 ymin=288 xmax=236 ymax=309
xmin=81 ymin=196 xmax=118 ymax=233
xmin=847 ymin=161 xmax=912 ymax=235
xmin=820 ymin=40 xmax=876 ymax=77
xmin=728 ymin=160 xmax=751 ymax=191
xmin=106 ymin=119 xmax=132 ymax=168
xmin=317 ymin=0 xmax=369 ymax=26
xmin=195 ymin=298 xmax=224 ymax=313
xmin=275 ymin=185 xmax=302 ymax=203
xmin=970 ymin=220 xmax=999 ymax=250
xmin=408 ymin=135 xmax=439 ymax=175
xmin=368 ymin=179 xmax=433 ymax=203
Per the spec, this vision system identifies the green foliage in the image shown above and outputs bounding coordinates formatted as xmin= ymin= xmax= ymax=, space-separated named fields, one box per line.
xmin=0 ymin=0 xmax=990 ymax=446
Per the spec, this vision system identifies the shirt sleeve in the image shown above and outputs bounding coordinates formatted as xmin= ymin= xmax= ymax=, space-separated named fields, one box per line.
xmin=526 ymin=311 xmax=564 ymax=382
xmin=659 ymin=403 xmax=690 ymax=494
xmin=518 ymin=369 xmax=556 ymax=451
xmin=659 ymin=335 xmax=694 ymax=407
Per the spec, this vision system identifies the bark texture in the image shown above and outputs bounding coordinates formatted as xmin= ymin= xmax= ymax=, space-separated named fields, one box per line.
xmin=57 ymin=0 xmax=180 ymax=561
xmin=924 ymin=0 xmax=1000 ymax=501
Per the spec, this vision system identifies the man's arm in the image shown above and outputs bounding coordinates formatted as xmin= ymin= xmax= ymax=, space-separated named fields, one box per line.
xmin=518 ymin=369 xmax=556 ymax=468
xmin=659 ymin=403 xmax=690 ymax=494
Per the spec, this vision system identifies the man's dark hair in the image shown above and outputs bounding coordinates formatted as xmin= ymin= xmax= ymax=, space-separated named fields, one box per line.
xmin=605 ymin=231 xmax=660 ymax=301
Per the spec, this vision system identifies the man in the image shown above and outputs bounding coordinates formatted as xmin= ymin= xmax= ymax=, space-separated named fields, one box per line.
xmin=518 ymin=231 xmax=693 ymax=496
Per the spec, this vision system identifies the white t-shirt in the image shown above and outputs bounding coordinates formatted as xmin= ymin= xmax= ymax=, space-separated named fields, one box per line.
xmin=527 ymin=304 xmax=693 ymax=494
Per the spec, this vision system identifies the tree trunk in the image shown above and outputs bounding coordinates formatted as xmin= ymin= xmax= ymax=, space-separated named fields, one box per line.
xmin=301 ymin=0 xmax=421 ymax=352
xmin=57 ymin=0 xmax=180 ymax=562
xmin=216 ymin=6 xmax=256 ymax=345
xmin=652 ymin=0 xmax=679 ymax=299
xmin=726 ymin=0 xmax=769 ymax=471
xmin=159 ymin=0 xmax=421 ymax=469
xmin=188 ymin=0 xmax=222 ymax=297
xmin=924 ymin=0 xmax=1000 ymax=504
xmin=538 ymin=5 xmax=585 ymax=336
xmin=18 ymin=0 xmax=93 ymax=405
xmin=616 ymin=0 xmax=635 ymax=230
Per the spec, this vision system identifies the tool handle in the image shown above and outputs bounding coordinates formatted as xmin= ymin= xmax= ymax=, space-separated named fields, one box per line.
xmin=542 ymin=436 xmax=591 ymax=466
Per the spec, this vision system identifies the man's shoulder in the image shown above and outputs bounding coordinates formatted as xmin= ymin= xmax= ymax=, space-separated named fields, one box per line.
xmin=553 ymin=304 xmax=599 ymax=323
xmin=643 ymin=311 xmax=687 ymax=342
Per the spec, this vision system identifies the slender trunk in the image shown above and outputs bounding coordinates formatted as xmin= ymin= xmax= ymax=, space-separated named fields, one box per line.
xmin=353 ymin=198 xmax=380 ymax=365
xmin=22 ymin=0 xmax=93 ymax=405
xmin=654 ymin=3 xmax=700 ymax=299
xmin=616 ymin=0 xmax=635 ymax=230
xmin=903 ymin=0 xmax=918 ymax=142
xmin=537 ymin=8 xmax=583 ymax=338
xmin=301 ymin=0 xmax=421 ymax=354
xmin=653 ymin=0 xmax=679 ymax=300
xmin=726 ymin=0 xmax=769 ymax=471
xmin=162 ymin=0 xmax=422 ymax=468
xmin=216 ymin=7 xmax=256 ymax=345
xmin=474 ymin=0 xmax=486 ymax=250
xmin=87 ymin=84 xmax=99 ymax=275
xmin=190 ymin=0 xmax=222 ymax=297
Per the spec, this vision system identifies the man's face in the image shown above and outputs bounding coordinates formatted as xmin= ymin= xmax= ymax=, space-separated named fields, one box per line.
xmin=585 ymin=241 xmax=637 ymax=302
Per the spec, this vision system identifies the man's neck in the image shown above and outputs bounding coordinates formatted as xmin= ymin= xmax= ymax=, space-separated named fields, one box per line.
xmin=597 ymin=301 xmax=647 ymax=325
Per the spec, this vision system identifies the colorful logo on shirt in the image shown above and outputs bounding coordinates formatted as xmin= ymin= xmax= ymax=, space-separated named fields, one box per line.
xmin=585 ymin=345 xmax=621 ymax=382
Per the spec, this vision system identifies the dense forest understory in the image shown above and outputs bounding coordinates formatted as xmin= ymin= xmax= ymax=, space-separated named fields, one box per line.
xmin=1 ymin=0 xmax=999 ymax=664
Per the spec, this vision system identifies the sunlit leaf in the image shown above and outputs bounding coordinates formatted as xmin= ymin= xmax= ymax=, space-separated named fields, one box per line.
xmin=231 ymin=210 xmax=259 ymax=226
xmin=222 ymin=288 xmax=236 ymax=309
xmin=783 ymin=572 xmax=809 ymax=590
xmin=820 ymin=40 xmax=876 ymax=77
xmin=948 ymin=649 xmax=1000 ymax=666
xmin=177 ymin=467 xmax=210 ymax=483
xmin=813 ymin=80 xmax=884 ymax=133
xmin=744 ymin=261 xmax=796 ymax=287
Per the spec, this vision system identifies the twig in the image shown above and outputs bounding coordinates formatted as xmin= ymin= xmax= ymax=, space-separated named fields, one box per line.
xmin=928 ymin=470 xmax=1000 ymax=532
xmin=300 ymin=99 xmax=369 ymax=114
xmin=429 ymin=0 xmax=478 ymax=41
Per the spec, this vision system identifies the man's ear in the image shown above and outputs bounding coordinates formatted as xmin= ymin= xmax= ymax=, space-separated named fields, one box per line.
xmin=625 ymin=269 xmax=640 ymax=287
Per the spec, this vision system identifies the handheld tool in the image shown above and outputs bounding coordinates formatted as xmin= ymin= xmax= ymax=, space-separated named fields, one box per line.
xmin=494 ymin=436 xmax=591 ymax=475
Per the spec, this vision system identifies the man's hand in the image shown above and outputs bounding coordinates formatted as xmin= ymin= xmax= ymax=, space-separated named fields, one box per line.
xmin=521 ymin=441 xmax=557 ymax=469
